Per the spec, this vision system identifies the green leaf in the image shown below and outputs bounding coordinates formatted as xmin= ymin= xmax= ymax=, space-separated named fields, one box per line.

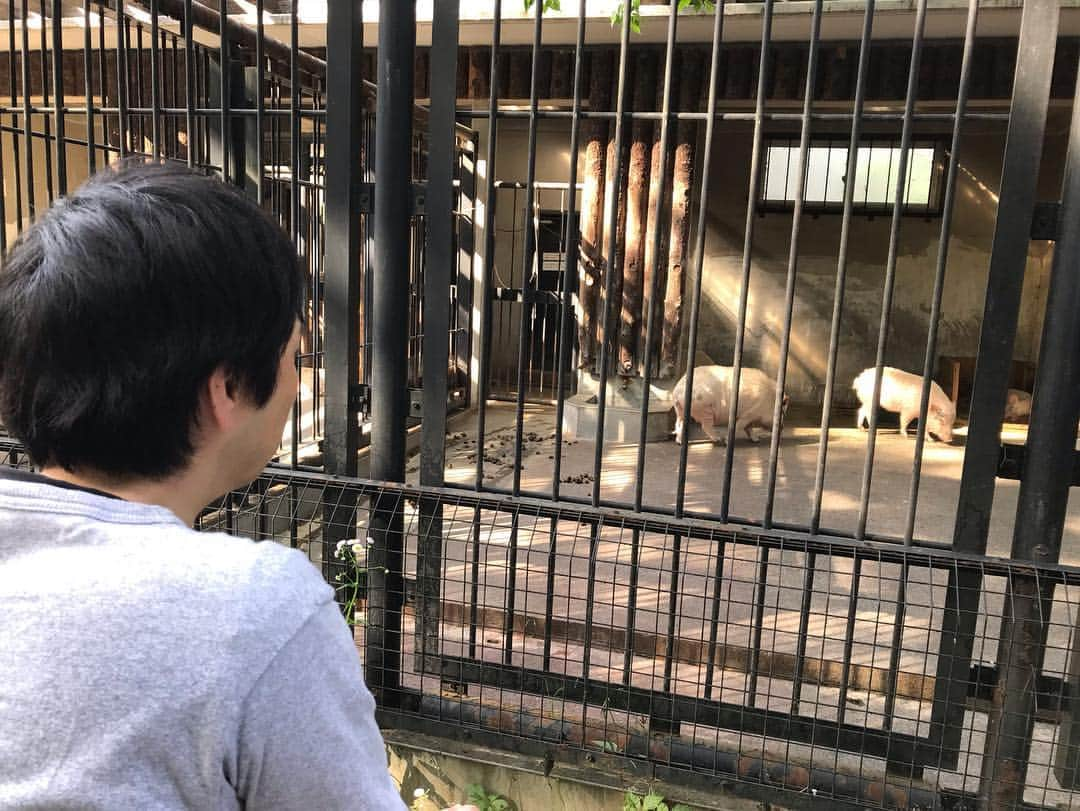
xmin=643 ymin=793 xmax=664 ymax=811
xmin=467 ymin=785 xmax=487 ymax=804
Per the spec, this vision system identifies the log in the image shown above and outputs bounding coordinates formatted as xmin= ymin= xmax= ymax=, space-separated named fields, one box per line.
xmin=660 ymin=51 xmax=704 ymax=380
xmin=641 ymin=61 xmax=666 ymax=377
xmin=576 ymin=50 xmax=612 ymax=371
xmin=618 ymin=50 xmax=658 ymax=376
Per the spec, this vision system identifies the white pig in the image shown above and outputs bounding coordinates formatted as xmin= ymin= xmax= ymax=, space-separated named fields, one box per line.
xmin=852 ymin=366 xmax=955 ymax=443
xmin=1004 ymin=388 xmax=1032 ymax=422
xmin=671 ymin=365 xmax=788 ymax=445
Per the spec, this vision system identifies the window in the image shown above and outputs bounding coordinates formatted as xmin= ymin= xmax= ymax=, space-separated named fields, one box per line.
xmin=759 ymin=138 xmax=945 ymax=215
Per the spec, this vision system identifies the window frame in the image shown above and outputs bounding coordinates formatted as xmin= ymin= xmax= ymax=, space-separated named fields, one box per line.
xmin=756 ymin=134 xmax=949 ymax=217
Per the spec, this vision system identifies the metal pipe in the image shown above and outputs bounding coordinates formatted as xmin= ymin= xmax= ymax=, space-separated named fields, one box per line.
xmin=50 ymin=0 xmax=66 ymax=194
xmin=929 ymin=0 xmax=1059 ymax=771
xmin=366 ymin=0 xmax=415 ymax=704
xmin=809 ymin=0 xmax=874 ymax=533
xmin=675 ymin=0 xmax=725 ymax=518
xmin=763 ymin=0 xmax=822 ymax=529
xmin=509 ymin=0 xmax=544 ymax=496
xmin=631 ymin=0 xmax=678 ymax=513
xmin=719 ymin=0 xmax=773 ymax=521
xmin=855 ymin=0 xmax=929 ymax=541
xmin=978 ymin=46 xmax=1080 ymax=806
xmin=418 ymin=0 xmax=461 ymax=674
xmin=472 ymin=0 xmax=502 ymax=491
xmin=549 ymin=0 xmax=587 ymax=501
xmin=590 ymin=0 xmax=633 ymax=507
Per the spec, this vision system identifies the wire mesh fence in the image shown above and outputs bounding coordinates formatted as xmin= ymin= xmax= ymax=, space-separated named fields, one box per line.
xmin=167 ymin=466 xmax=1080 ymax=808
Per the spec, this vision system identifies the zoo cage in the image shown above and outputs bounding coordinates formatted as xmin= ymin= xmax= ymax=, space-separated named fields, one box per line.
xmin=6 ymin=1 xmax=1080 ymax=809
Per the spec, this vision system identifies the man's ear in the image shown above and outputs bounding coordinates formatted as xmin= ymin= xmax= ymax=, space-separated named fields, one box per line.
xmin=200 ymin=366 xmax=244 ymax=432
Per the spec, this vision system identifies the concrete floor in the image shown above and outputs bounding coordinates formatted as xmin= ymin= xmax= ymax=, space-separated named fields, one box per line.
xmin=424 ymin=402 xmax=1080 ymax=561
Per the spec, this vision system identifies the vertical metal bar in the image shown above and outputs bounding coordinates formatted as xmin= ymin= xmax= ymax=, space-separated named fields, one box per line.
xmin=502 ymin=509 xmax=519 ymax=665
xmin=116 ymin=0 xmax=129 ymax=157
xmin=467 ymin=504 xmax=482 ymax=659
xmin=949 ymin=1 xmax=1057 ymax=558
xmin=473 ymin=0 xmax=501 ymax=490
xmin=632 ymin=0 xmax=678 ymax=512
xmin=20 ymin=0 xmax=36 ymax=222
xmin=366 ymin=0 xmax=415 ymax=705
xmin=779 ymin=0 xmax=823 ymax=716
xmin=510 ymin=0 xmax=544 ymax=496
xmin=8 ymin=0 xmax=23 ymax=235
xmin=83 ymin=0 xmax=96 ymax=176
xmin=763 ymin=0 xmax=821 ymax=529
xmin=184 ymin=0 xmax=194 ymax=167
xmin=97 ymin=1 xmax=107 ymax=165
xmin=418 ymin=0 xmax=461 ymax=674
xmin=879 ymin=0 xmax=980 ymax=735
xmin=835 ymin=556 xmax=864 ymax=722
xmin=49 ymin=0 xmax=66 ymax=195
xmin=38 ymin=0 xmax=53 ymax=202
xmin=289 ymin=0 xmax=299 ymax=244
xmin=323 ymin=0 xmax=362 ymax=479
xmin=217 ymin=0 xmax=229 ymax=180
xmin=579 ymin=519 xmax=601 ymax=689
xmin=809 ymin=0 xmax=873 ymax=533
xmin=168 ymin=31 xmax=178 ymax=158
xmin=979 ymin=53 xmax=1080 ymax=807
xmin=702 ymin=535 xmax=727 ymax=700
xmin=134 ymin=22 xmax=144 ymax=153
xmin=149 ymin=2 xmax=161 ymax=158
xmin=674 ymin=1 xmax=723 ymax=519
xmin=590 ymin=0 xmax=633 ymax=507
xmin=745 ymin=546 xmax=770 ymax=704
xmin=541 ymin=517 xmax=558 ymax=670
xmin=660 ymin=530 xmax=683 ymax=696
xmin=855 ymin=0 xmax=928 ymax=541
xmin=254 ymin=0 xmax=264 ymax=204
xmin=620 ymin=526 xmax=642 ymax=684
xmin=719 ymin=0 xmax=773 ymax=521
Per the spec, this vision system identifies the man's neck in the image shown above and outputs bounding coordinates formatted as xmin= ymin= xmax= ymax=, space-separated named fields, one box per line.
xmin=39 ymin=465 xmax=215 ymax=527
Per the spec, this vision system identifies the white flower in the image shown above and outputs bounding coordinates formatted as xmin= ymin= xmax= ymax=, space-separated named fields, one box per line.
xmin=412 ymin=788 xmax=427 ymax=799
xmin=334 ymin=539 xmax=349 ymax=559
xmin=351 ymin=542 xmax=365 ymax=558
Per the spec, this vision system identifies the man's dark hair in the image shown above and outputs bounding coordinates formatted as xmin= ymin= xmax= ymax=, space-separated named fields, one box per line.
xmin=0 ymin=161 xmax=305 ymax=478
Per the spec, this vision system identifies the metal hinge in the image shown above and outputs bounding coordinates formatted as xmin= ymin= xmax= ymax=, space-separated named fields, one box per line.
xmin=1031 ymin=201 xmax=1061 ymax=241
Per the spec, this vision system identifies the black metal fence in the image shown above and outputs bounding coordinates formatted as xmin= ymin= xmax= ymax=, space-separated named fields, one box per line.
xmin=6 ymin=0 xmax=1080 ymax=808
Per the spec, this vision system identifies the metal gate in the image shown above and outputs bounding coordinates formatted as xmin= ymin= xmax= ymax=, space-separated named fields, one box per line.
xmin=4 ymin=1 xmax=1080 ymax=809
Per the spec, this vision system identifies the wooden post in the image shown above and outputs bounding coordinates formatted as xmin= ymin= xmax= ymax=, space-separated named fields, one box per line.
xmin=660 ymin=51 xmax=704 ymax=379
xmin=642 ymin=64 xmax=667 ymax=377
xmin=577 ymin=49 xmax=612 ymax=371
xmin=618 ymin=50 xmax=658 ymax=376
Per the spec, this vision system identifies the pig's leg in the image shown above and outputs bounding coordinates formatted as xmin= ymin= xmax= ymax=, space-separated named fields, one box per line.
xmin=698 ymin=408 xmax=726 ymax=446
xmin=738 ymin=418 xmax=759 ymax=444
xmin=673 ymin=400 xmax=685 ymax=445
xmin=856 ymin=404 xmax=869 ymax=430
xmin=899 ymin=411 xmax=914 ymax=438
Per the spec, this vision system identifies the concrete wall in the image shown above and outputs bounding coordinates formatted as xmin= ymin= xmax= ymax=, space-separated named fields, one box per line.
xmin=476 ymin=108 xmax=1068 ymax=409
xmin=685 ymin=114 xmax=1064 ymax=407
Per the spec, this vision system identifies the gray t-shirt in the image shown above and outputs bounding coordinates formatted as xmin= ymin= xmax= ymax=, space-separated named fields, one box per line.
xmin=0 ymin=470 xmax=406 ymax=810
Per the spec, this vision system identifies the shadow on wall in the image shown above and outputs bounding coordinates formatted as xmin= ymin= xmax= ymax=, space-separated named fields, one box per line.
xmin=689 ymin=121 xmax=1052 ymax=408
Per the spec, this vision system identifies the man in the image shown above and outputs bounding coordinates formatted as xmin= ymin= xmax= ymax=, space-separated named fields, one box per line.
xmin=0 ymin=162 xmax=406 ymax=809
